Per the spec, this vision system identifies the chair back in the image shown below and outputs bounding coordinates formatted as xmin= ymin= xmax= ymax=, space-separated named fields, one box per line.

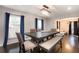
xmin=51 ymin=29 xmax=56 ymax=32
xmin=16 ymin=33 xmax=24 ymax=44
xmin=30 ymin=29 xmax=36 ymax=32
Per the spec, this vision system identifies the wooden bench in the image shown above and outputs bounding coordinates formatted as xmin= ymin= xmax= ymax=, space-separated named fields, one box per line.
xmin=39 ymin=36 xmax=63 ymax=52
xmin=55 ymin=32 xmax=65 ymax=37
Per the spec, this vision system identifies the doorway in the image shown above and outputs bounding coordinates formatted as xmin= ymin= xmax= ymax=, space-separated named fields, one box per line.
xmin=69 ymin=21 xmax=77 ymax=35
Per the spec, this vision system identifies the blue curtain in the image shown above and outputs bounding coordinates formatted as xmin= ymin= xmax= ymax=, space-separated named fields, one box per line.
xmin=42 ymin=19 xmax=44 ymax=30
xmin=3 ymin=13 xmax=24 ymax=48
xmin=3 ymin=12 xmax=10 ymax=48
xmin=35 ymin=18 xmax=38 ymax=31
xmin=20 ymin=16 xmax=24 ymax=41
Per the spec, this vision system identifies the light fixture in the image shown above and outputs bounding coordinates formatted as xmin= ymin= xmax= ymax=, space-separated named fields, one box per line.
xmin=41 ymin=5 xmax=51 ymax=16
xmin=41 ymin=9 xmax=50 ymax=16
xmin=56 ymin=29 xmax=60 ymax=32
xmin=67 ymin=6 xmax=72 ymax=10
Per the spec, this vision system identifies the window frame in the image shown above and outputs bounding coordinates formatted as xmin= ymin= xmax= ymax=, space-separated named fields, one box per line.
xmin=35 ymin=18 xmax=44 ymax=31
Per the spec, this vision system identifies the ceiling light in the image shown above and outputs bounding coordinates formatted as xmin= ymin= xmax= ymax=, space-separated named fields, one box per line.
xmin=40 ymin=5 xmax=51 ymax=16
xmin=41 ymin=9 xmax=50 ymax=16
xmin=56 ymin=29 xmax=60 ymax=32
xmin=67 ymin=6 xmax=72 ymax=10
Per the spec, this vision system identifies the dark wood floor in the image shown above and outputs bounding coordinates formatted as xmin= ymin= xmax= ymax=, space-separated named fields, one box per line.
xmin=0 ymin=35 xmax=79 ymax=53
xmin=62 ymin=35 xmax=79 ymax=53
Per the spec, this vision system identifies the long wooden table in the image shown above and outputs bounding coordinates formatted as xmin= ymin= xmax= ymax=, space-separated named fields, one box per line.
xmin=24 ymin=31 xmax=59 ymax=52
xmin=24 ymin=31 xmax=58 ymax=43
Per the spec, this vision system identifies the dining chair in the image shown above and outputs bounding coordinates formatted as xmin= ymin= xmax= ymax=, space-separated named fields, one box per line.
xmin=51 ymin=29 xmax=56 ymax=32
xmin=30 ymin=29 xmax=36 ymax=32
xmin=16 ymin=33 xmax=37 ymax=53
xmin=39 ymin=36 xmax=63 ymax=53
xmin=24 ymin=35 xmax=31 ymax=41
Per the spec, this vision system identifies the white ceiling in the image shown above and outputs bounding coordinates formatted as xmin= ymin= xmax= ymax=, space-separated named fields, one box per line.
xmin=2 ymin=5 xmax=79 ymax=19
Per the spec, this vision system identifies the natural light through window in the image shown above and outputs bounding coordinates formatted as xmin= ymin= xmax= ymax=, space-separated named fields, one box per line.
xmin=37 ymin=20 xmax=42 ymax=30
xmin=9 ymin=14 xmax=20 ymax=39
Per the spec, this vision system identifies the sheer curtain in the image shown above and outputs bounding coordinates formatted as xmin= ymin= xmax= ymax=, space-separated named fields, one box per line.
xmin=37 ymin=20 xmax=42 ymax=30
xmin=8 ymin=14 xmax=20 ymax=44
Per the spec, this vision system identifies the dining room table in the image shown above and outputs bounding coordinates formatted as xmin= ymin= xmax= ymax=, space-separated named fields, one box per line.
xmin=24 ymin=31 xmax=59 ymax=44
xmin=24 ymin=31 xmax=59 ymax=52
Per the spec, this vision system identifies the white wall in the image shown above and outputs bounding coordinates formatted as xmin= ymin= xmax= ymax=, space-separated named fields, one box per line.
xmin=0 ymin=6 xmax=5 ymax=46
xmin=0 ymin=6 xmax=48 ymax=46
xmin=45 ymin=19 xmax=56 ymax=31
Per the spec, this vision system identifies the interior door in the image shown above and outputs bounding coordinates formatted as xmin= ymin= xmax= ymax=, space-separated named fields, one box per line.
xmin=74 ymin=21 xmax=77 ymax=35
xmin=69 ymin=21 xmax=71 ymax=35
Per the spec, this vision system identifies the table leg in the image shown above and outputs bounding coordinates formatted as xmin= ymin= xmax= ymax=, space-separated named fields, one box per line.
xmin=60 ymin=40 xmax=62 ymax=52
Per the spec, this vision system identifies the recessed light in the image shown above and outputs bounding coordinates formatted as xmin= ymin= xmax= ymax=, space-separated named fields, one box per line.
xmin=67 ymin=6 xmax=72 ymax=10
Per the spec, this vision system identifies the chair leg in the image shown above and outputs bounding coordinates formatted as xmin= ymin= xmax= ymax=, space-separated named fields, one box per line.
xmin=19 ymin=50 xmax=21 ymax=53
xmin=19 ymin=47 xmax=21 ymax=53
xmin=30 ymin=49 xmax=33 ymax=53
xmin=22 ymin=49 xmax=25 ymax=53
xmin=21 ymin=47 xmax=26 ymax=53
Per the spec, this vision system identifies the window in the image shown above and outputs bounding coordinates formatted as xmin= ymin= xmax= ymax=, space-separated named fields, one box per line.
xmin=3 ymin=13 xmax=24 ymax=47
xmin=35 ymin=18 xmax=44 ymax=31
xmin=9 ymin=14 xmax=20 ymax=39
xmin=37 ymin=20 xmax=42 ymax=30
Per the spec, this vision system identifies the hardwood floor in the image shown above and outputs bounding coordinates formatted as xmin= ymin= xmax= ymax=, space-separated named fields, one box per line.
xmin=0 ymin=35 xmax=79 ymax=53
xmin=62 ymin=35 xmax=79 ymax=53
xmin=0 ymin=43 xmax=19 ymax=53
